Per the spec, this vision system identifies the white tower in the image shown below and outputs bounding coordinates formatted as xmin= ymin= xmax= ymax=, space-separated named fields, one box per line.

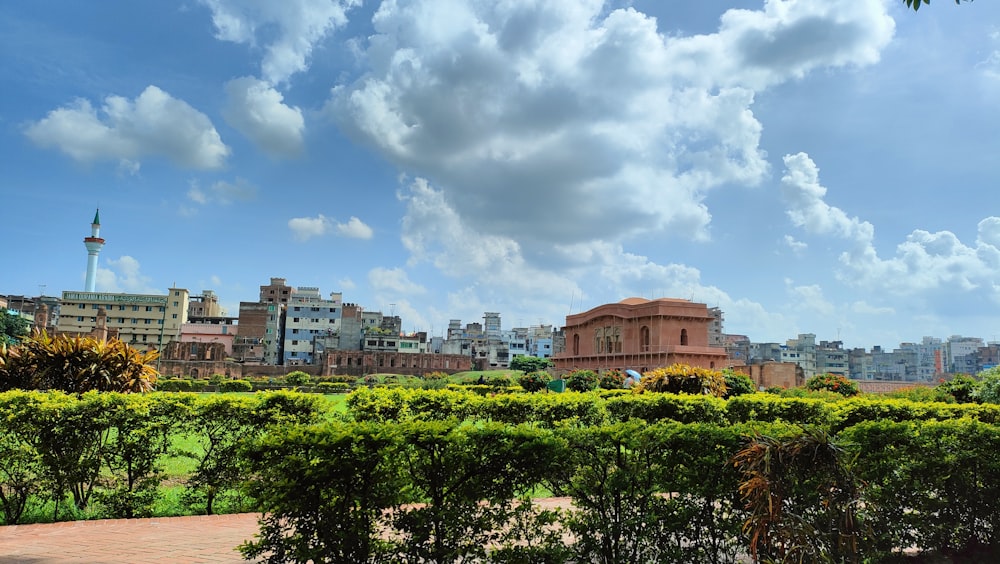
xmin=83 ymin=209 xmax=105 ymax=292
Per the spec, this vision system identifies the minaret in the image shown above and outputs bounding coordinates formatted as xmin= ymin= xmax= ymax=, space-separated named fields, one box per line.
xmin=83 ymin=209 xmax=105 ymax=292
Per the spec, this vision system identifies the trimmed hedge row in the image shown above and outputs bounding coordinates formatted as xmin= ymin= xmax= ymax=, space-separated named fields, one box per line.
xmin=0 ymin=390 xmax=324 ymax=524
xmin=345 ymin=386 xmax=1000 ymax=428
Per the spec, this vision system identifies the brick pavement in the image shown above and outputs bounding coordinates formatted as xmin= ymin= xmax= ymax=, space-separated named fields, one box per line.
xmin=0 ymin=513 xmax=261 ymax=564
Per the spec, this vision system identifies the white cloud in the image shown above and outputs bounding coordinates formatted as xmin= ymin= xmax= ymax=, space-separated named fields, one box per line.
xmin=288 ymin=214 xmax=331 ymax=241
xmin=287 ymin=213 xmax=372 ymax=241
xmin=187 ymin=178 xmax=257 ymax=207
xmin=368 ymin=267 xmax=426 ymax=296
xmin=338 ymin=277 xmax=357 ymax=291
xmin=786 ymin=282 xmax=835 ymax=317
xmin=328 ymin=0 xmax=893 ymax=260
xmin=336 ymin=216 xmax=373 ymax=239
xmin=25 ymin=85 xmax=229 ymax=169
xmin=223 ymin=77 xmax=304 ymax=157
xmin=851 ymin=301 xmax=895 ymax=316
xmin=784 ymin=235 xmax=807 ymax=254
xmin=96 ymin=256 xmax=158 ymax=294
xmin=200 ymin=0 xmax=360 ymax=84
xmin=781 ymin=151 xmax=1000 ymax=302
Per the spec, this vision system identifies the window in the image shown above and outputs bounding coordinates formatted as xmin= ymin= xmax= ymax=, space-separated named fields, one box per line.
xmin=292 ymin=340 xmax=298 ymax=345
xmin=132 ymin=305 xmax=139 ymax=311
xmin=173 ymin=301 xmax=179 ymax=307
xmin=294 ymin=307 xmax=300 ymax=312
xmin=79 ymin=304 xmax=86 ymax=309
xmin=90 ymin=317 xmax=96 ymax=322
xmin=159 ymin=307 xmax=165 ymax=312
xmin=157 ymin=320 xmax=163 ymax=325
xmin=145 ymin=306 xmax=153 ymax=312
xmin=144 ymin=319 xmax=151 ymax=324
xmin=142 ymin=335 xmax=148 ymax=342
xmin=77 ymin=316 xmax=84 ymax=322
xmin=92 ymin=304 xmax=99 ymax=309
xmin=641 ymin=326 xmax=650 ymax=352
xmin=119 ymin=305 xmax=125 ymax=310
xmin=680 ymin=329 xmax=688 ymax=346
xmin=293 ymin=318 xmax=300 ymax=322
xmin=573 ymin=334 xmax=580 ymax=356
xmin=118 ymin=318 xmax=125 ymax=323
xmin=174 ymin=291 xmax=180 ymax=296
xmin=172 ymin=314 xmax=178 ymax=319
xmin=329 ymin=319 xmax=335 ymax=323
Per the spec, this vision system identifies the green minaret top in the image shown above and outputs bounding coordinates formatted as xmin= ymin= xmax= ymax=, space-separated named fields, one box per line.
xmin=92 ymin=208 xmax=100 ymax=225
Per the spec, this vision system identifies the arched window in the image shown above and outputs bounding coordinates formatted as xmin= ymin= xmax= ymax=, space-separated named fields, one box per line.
xmin=710 ymin=361 xmax=715 ymax=369
xmin=573 ymin=334 xmax=580 ymax=356
xmin=680 ymin=328 xmax=688 ymax=346
xmin=640 ymin=326 xmax=650 ymax=352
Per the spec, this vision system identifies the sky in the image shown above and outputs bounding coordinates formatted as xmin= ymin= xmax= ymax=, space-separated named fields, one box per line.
xmin=3 ymin=0 xmax=1000 ymax=350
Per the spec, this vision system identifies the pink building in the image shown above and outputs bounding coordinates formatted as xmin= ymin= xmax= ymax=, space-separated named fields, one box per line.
xmin=553 ymin=297 xmax=728 ymax=373
xmin=178 ymin=320 xmax=237 ymax=356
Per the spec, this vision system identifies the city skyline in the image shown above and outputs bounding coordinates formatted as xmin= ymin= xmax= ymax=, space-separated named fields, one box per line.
xmin=4 ymin=1 xmax=1000 ymax=350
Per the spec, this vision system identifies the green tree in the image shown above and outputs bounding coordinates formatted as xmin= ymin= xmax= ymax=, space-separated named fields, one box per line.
xmin=936 ymin=373 xmax=980 ymax=403
xmin=0 ymin=312 xmax=29 ymax=347
xmin=285 ymin=370 xmax=311 ymax=386
xmin=565 ymin=369 xmax=599 ymax=392
xmin=517 ymin=370 xmax=551 ymax=393
xmin=975 ymin=367 xmax=1000 ymax=404
xmin=510 ymin=355 xmax=553 ymax=373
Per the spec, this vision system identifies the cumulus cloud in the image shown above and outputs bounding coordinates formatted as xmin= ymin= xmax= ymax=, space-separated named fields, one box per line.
xmin=328 ymin=0 xmax=893 ymax=261
xmin=784 ymin=235 xmax=808 ymax=254
xmin=25 ymin=85 xmax=229 ymax=169
xmin=336 ymin=216 xmax=373 ymax=239
xmin=288 ymin=214 xmax=332 ymax=241
xmin=368 ymin=267 xmax=426 ymax=295
xmin=200 ymin=0 xmax=360 ymax=84
xmin=96 ymin=256 xmax=158 ymax=294
xmin=398 ymin=176 xmax=791 ymax=341
xmin=188 ymin=178 xmax=257 ymax=206
xmin=781 ymin=151 xmax=1000 ymax=302
xmin=288 ymin=213 xmax=373 ymax=241
xmin=223 ymin=77 xmax=305 ymax=156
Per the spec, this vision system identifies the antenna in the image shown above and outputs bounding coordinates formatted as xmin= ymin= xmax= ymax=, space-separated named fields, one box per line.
xmin=39 ymin=284 xmax=46 ymax=297
xmin=568 ymin=291 xmax=575 ymax=315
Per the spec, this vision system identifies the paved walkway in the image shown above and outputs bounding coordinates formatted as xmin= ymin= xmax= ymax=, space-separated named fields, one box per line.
xmin=0 ymin=513 xmax=261 ymax=563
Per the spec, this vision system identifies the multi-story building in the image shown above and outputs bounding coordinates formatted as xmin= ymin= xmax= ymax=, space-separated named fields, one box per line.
xmin=947 ymin=335 xmax=984 ymax=375
xmin=553 ymin=297 xmax=728 ymax=373
xmin=188 ymin=290 xmax=223 ymax=317
xmin=708 ymin=307 xmax=724 ymax=347
xmin=283 ymin=289 xmax=343 ymax=365
xmin=817 ymin=341 xmax=848 ymax=377
xmin=780 ymin=334 xmax=817 ymax=378
xmin=56 ymin=288 xmax=189 ymax=350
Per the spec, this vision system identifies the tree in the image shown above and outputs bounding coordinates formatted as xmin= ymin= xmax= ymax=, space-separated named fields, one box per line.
xmin=975 ymin=367 xmax=1000 ymax=404
xmin=722 ymin=369 xmax=756 ymax=398
xmin=509 ymin=355 xmax=553 ymax=373
xmin=904 ymin=0 xmax=970 ymax=11
xmin=0 ymin=312 xmax=29 ymax=347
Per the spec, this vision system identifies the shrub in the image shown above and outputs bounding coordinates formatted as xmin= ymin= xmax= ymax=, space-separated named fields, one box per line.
xmin=518 ymin=371 xmax=551 ymax=393
xmin=937 ymin=373 xmax=980 ymax=403
xmin=804 ymin=373 xmax=860 ymax=397
xmin=317 ymin=382 xmax=350 ymax=393
xmin=565 ymin=370 xmax=598 ymax=392
xmin=637 ymin=364 xmax=727 ymax=397
xmin=284 ymin=371 xmax=311 ymax=386
xmin=598 ymin=369 xmax=625 ymax=390
xmin=219 ymin=379 xmax=253 ymax=393
xmin=722 ymin=369 xmax=755 ymax=398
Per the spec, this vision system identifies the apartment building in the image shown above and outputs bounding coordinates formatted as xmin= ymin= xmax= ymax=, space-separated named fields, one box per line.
xmin=56 ymin=288 xmax=189 ymax=349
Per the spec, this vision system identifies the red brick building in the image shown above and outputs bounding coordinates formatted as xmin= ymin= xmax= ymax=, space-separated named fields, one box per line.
xmin=553 ymin=297 xmax=728 ymax=373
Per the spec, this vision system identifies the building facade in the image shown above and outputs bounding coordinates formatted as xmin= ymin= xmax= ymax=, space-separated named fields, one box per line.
xmin=56 ymin=288 xmax=189 ymax=349
xmin=553 ymin=297 xmax=728 ymax=373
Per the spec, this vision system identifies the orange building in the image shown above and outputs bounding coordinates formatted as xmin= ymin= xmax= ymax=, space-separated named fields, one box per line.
xmin=553 ymin=297 xmax=728 ymax=373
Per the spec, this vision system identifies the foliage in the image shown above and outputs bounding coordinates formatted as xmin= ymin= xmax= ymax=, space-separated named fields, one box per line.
xmin=975 ymin=366 xmax=1000 ymax=404
xmin=606 ymin=392 xmax=727 ymax=425
xmin=565 ymin=369 xmax=599 ymax=392
xmin=510 ymin=355 xmax=554 ymax=373
xmin=284 ymin=370 xmax=311 ymax=386
xmin=883 ymin=384 xmax=955 ymax=403
xmin=935 ymin=373 xmax=980 ymax=403
xmin=0 ymin=312 xmax=30 ymax=346
xmin=598 ymin=369 xmax=625 ymax=390
xmin=722 ymin=369 xmax=755 ymax=398
xmin=0 ymin=332 xmax=158 ymax=393
xmin=518 ymin=370 xmax=551 ymax=393
xmin=240 ymin=422 xmax=406 ymax=563
xmin=637 ymin=364 xmax=728 ymax=397
xmin=804 ymin=373 xmax=860 ymax=397
xmin=218 ymin=379 xmax=252 ymax=393
xmin=178 ymin=392 xmax=323 ymax=515
xmin=724 ymin=395 xmax=835 ymax=427
xmin=392 ymin=421 xmax=566 ymax=563
xmin=734 ymin=427 xmax=866 ymax=563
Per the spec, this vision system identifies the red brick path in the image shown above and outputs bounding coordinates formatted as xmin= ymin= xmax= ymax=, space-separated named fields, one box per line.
xmin=0 ymin=513 xmax=260 ymax=563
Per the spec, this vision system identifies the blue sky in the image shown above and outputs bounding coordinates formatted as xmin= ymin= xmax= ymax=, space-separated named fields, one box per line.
xmin=3 ymin=0 xmax=1000 ymax=349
